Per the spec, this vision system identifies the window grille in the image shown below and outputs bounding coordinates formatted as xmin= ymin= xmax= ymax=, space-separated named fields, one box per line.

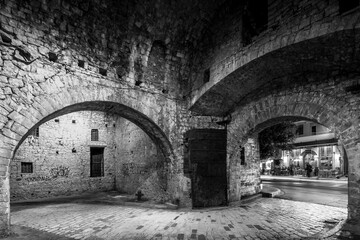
xmin=21 ymin=162 xmax=33 ymax=173
xmin=91 ymin=129 xmax=99 ymax=141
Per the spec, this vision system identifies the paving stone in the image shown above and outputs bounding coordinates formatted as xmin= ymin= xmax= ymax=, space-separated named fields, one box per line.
xmin=8 ymin=198 xmax=347 ymax=240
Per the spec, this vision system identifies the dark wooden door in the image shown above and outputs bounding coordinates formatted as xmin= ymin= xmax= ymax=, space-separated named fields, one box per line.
xmin=186 ymin=129 xmax=227 ymax=208
xmin=90 ymin=147 xmax=104 ymax=177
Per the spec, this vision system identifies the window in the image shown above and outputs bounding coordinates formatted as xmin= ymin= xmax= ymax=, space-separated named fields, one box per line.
xmin=91 ymin=129 xmax=99 ymax=141
xmin=326 ymin=146 xmax=333 ymax=156
xmin=293 ymin=149 xmax=301 ymax=158
xmin=48 ymin=52 xmax=58 ymax=62
xmin=30 ymin=127 xmax=39 ymax=138
xmin=90 ymin=147 xmax=104 ymax=177
xmin=339 ymin=0 xmax=359 ymax=14
xmin=296 ymin=125 xmax=304 ymax=136
xmin=99 ymin=68 xmax=107 ymax=76
xmin=240 ymin=146 xmax=245 ymax=165
xmin=21 ymin=162 xmax=33 ymax=173
xmin=320 ymin=146 xmax=325 ymax=156
xmin=311 ymin=126 xmax=317 ymax=135
xmin=203 ymin=69 xmax=210 ymax=84
xmin=78 ymin=60 xmax=85 ymax=68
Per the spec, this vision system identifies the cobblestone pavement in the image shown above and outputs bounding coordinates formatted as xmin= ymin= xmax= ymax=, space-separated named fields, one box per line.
xmin=10 ymin=198 xmax=347 ymax=240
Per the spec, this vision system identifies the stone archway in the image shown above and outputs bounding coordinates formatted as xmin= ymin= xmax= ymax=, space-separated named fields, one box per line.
xmin=0 ymin=85 xmax=178 ymax=235
xmin=13 ymin=101 xmax=174 ymax=163
xmin=226 ymin=86 xmax=360 ymax=222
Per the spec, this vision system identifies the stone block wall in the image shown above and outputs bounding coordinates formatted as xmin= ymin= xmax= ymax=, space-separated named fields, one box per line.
xmin=0 ymin=0 xmax=197 ymax=216
xmin=190 ymin=0 xmax=360 ymax=102
xmin=10 ymin=111 xmax=117 ymax=200
xmin=114 ymin=117 xmax=168 ymax=203
xmin=227 ymin=137 xmax=261 ymax=203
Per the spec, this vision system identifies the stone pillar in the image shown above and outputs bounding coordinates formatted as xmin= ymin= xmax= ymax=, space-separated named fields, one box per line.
xmin=227 ymin=130 xmax=261 ymax=204
xmin=0 ymin=138 xmax=11 ymax=236
xmin=346 ymin=145 xmax=360 ymax=223
xmin=0 ymin=174 xmax=10 ymax=236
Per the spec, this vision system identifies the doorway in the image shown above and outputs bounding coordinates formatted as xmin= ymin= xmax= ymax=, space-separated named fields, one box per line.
xmin=90 ymin=147 xmax=104 ymax=177
xmin=186 ymin=129 xmax=227 ymax=208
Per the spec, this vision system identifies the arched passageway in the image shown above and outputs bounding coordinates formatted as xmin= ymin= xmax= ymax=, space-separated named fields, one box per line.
xmin=0 ymin=92 xmax=178 ymax=233
xmin=226 ymin=86 xmax=359 ymax=222
xmin=10 ymin=108 xmax=172 ymax=203
xmin=13 ymin=101 xmax=174 ymax=163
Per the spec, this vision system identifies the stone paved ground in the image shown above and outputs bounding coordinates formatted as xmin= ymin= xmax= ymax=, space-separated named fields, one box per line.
xmin=9 ymin=198 xmax=347 ymax=240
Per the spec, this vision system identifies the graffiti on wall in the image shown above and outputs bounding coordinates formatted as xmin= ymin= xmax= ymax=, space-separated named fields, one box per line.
xmin=23 ymin=165 xmax=70 ymax=182
xmin=24 ymin=175 xmax=52 ymax=182
xmin=50 ymin=165 xmax=70 ymax=178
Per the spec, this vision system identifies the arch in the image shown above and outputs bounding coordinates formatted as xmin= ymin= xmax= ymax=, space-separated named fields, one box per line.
xmin=191 ymin=28 xmax=360 ymax=116
xmin=13 ymin=101 xmax=174 ymax=163
xmin=227 ymin=88 xmax=360 ymax=222
xmin=0 ymin=85 xmax=179 ymax=235
xmin=0 ymin=85 xmax=177 ymax=164
xmin=300 ymin=149 xmax=317 ymax=157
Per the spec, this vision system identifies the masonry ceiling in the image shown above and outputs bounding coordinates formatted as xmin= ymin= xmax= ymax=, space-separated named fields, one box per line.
xmin=190 ymin=29 xmax=360 ymax=116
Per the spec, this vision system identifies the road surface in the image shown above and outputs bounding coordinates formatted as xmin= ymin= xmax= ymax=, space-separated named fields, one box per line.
xmin=262 ymin=179 xmax=348 ymax=208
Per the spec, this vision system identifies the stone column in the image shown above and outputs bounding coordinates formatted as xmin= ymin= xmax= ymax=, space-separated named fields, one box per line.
xmin=346 ymin=144 xmax=360 ymax=222
xmin=0 ymin=157 xmax=10 ymax=236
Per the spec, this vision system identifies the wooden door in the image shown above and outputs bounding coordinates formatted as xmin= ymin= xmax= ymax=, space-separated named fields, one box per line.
xmin=186 ymin=129 xmax=227 ymax=208
xmin=90 ymin=147 xmax=104 ymax=177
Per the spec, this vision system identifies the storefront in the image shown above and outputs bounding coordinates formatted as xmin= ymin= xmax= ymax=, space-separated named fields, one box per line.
xmin=280 ymin=145 xmax=343 ymax=175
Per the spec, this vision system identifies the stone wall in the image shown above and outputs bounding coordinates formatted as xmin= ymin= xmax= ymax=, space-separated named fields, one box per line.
xmin=227 ymin=137 xmax=261 ymax=203
xmin=10 ymin=111 xmax=117 ymax=200
xmin=190 ymin=0 xmax=360 ymax=115
xmin=0 ymin=1 xmax=195 ymax=231
xmin=0 ymin=0 xmax=261 ymax=235
xmin=114 ymin=118 xmax=168 ymax=203
xmin=0 ymin=0 xmax=226 ymax=222
xmin=0 ymin=0 xmax=358 ymax=236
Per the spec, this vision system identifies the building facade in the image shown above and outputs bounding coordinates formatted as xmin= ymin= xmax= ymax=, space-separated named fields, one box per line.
xmin=280 ymin=121 xmax=346 ymax=176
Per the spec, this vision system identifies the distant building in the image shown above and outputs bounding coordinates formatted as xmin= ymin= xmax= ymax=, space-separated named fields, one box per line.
xmin=280 ymin=121 xmax=348 ymax=175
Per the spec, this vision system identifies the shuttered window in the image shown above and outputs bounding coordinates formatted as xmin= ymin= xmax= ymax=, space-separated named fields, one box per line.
xmin=91 ymin=129 xmax=99 ymax=141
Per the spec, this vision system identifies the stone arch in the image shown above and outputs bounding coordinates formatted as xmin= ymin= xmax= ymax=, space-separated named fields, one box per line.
xmin=227 ymin=90 xmax=360 ymax=221
xmin=230 ymin=93 xmax=350 ymax=144
xmin=12 ymin=100 xmax=174 ymax=163
xmin=14 ymin=101 xmax=173 ymax=161
xmin=191 ymin=27 xmax=360 ymax=116
xmin=0 ymin=84 xmax=179 ymax=234
xmin=1 ymin=85 xmax=176 ymax=164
